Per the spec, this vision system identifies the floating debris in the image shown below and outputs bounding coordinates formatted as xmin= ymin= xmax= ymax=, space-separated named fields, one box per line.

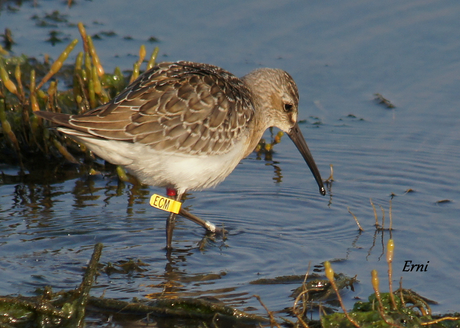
xmin=374 ymin=93 xmax=395 ymax=108
xmin=436 ymin=199 xmax=452 ymax=204
xmin=148 ymin=36 xmax=160 ymax=43
xmin=338 ymin=113 xmax=366 ymax=122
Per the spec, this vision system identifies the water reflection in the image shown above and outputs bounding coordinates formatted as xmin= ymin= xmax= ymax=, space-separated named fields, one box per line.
xmin=266 ymin=161 xmax=283 ymax=184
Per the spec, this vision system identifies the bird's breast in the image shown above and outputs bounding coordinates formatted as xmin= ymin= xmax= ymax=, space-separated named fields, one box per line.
xmin=127 ymin=137 xmax=249 ymax=192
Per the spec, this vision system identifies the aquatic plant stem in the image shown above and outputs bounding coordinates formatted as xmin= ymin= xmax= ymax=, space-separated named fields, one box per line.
xmin=348 ymin=207 xmax=364 ymax=231
xmin=371 ymin=269 xmax=402 ymax=328
xmin=370 ymin=198 xmax=380 ymax=228
xmin=386 ymin=239 xmax=397 ymax=310
xmin=324 ymin=261 xmax=360 ymax=328
xmin=254 ymin=295 xmax=282 ymax=328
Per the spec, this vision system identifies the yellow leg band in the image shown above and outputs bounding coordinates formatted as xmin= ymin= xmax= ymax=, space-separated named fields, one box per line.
xmin=150 ymin=194 xmax=182 ymax=214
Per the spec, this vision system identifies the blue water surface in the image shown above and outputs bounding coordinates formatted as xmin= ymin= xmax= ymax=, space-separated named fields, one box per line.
xmin=1 ymin=0 xmax=460 ymax=323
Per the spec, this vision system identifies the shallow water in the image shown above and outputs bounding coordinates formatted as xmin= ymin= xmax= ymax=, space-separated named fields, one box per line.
xmin=1 ymin=0 xmax=460 ymax=324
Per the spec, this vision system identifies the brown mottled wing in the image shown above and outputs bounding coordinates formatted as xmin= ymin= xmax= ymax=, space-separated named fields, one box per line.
xmin=61 ymin=61 xmax=254 ymax=155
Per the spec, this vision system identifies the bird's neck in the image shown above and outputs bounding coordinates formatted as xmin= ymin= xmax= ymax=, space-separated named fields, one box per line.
xmin=241 ymin=71 xmax=277 ymax=158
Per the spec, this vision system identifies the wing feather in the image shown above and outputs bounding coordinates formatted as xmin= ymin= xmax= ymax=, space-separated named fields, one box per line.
xmin=36 ymin=61 xmax=255 ymax=155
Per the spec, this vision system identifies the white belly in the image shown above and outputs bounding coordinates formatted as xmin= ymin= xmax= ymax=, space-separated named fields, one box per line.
xmin=72 ymin=134 xmax=247 ymax=193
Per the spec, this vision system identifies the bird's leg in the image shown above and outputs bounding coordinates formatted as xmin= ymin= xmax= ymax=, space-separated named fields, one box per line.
xmin=165 ymin=188 xmax=225 ymax=238
xmin=165 ymin=211 xmax=176 ymax=249
xmin=179 ymin=208 xmax=225 ymax=234
xmin=165 ymin=189 xmax=183 ymax=249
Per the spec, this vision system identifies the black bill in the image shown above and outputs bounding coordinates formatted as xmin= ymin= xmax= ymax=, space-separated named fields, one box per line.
xmin=287 ymin=123 xmax=326 ymax=196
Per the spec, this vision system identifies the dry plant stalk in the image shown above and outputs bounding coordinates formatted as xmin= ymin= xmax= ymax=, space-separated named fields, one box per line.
xmin=421 ymin=316 xmax=460 ymax=326
xmin=291 ymin=263 xmax=312 ymax=327
xmin=325 ymin=164 xmax=334 ymax=182
xmin=399 ymin=278 xmax=405 ymax=307
xmin=296 ymin=316 xmax=310 ymax=328
xmin=370 ymin=198 xmax=380 ymax=228
xmin=379 ymin=205 xmax=385 ymax=229
xmin=389 ymin=199 xmax=393 ymax=230
xmin=347 ymin=207 xmax=364 ymax=231
xmin=254 ymin=295 xmax=282 ymax=328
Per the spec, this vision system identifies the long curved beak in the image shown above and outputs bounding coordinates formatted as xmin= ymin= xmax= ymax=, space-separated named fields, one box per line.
xmin=287 ymin=123 xmax=326 ymax=196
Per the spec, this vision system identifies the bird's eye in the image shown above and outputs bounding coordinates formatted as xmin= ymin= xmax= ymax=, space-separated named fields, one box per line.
xmin=284 ymin=103 xmax=293 ymax=112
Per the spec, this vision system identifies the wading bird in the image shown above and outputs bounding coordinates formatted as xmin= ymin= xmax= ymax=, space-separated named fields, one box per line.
xmin=36 ymin=61 xmax=326 ymax=249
